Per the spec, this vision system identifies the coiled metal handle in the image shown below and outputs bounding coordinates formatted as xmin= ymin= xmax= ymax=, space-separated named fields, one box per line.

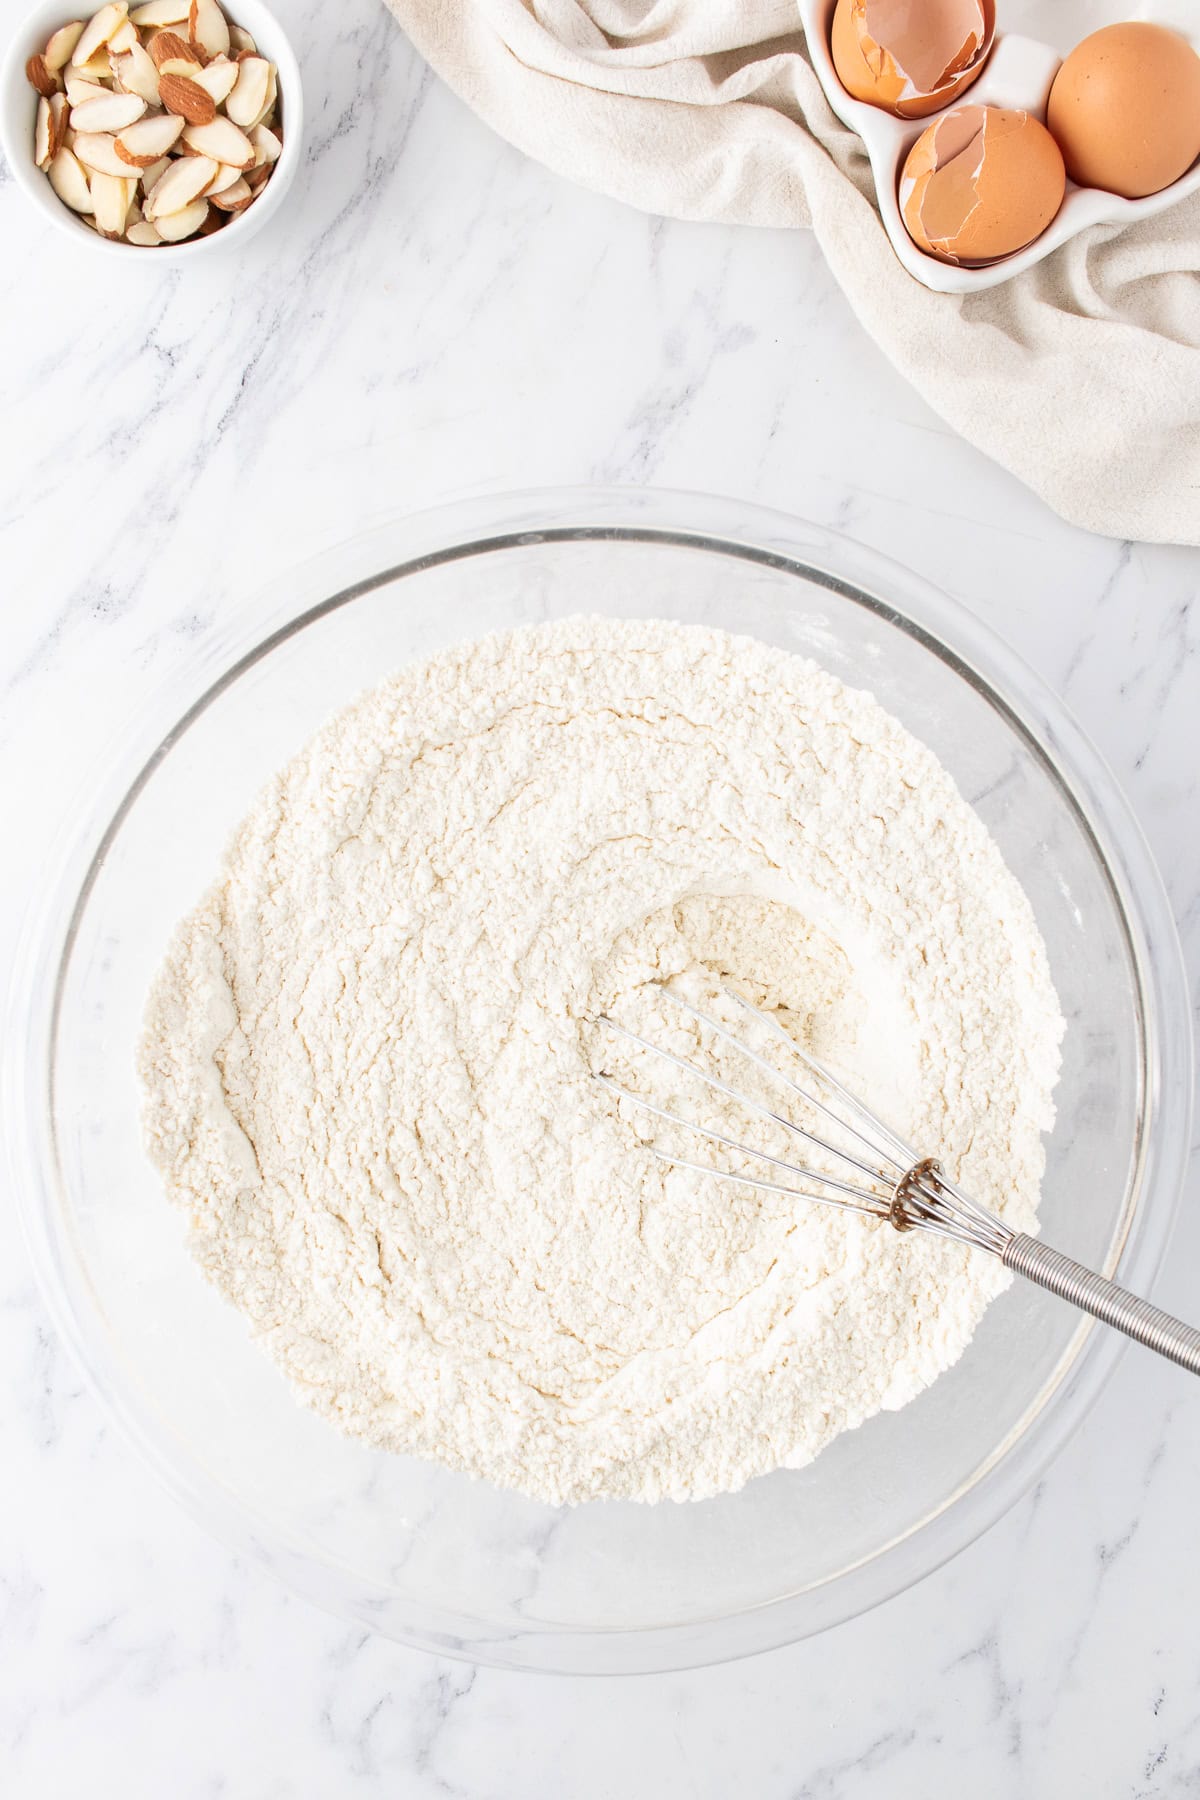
xmin=1004 ymin=1234 xmax=1200 ymax=1376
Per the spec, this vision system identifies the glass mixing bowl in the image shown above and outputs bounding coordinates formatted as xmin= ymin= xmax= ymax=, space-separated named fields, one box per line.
xmin=5 ymin=489 xmax=1191 ymax=1674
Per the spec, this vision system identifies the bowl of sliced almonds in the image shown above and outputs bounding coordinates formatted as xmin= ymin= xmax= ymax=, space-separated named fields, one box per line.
xmin=1 ymin=0 xmax=300 ymax=254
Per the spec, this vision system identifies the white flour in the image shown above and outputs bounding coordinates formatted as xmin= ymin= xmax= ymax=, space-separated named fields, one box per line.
xmin=139 ymin=617 xmax=1064 ymax=1505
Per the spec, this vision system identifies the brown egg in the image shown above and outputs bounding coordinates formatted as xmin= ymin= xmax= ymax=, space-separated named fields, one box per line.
xmin=901 ymin=105 xmax=1066 ymax=265
xmin=1047 ymin=23 xmax=1200 ymax=200
xmin=831 ymin=0 xmax=995 ymax=119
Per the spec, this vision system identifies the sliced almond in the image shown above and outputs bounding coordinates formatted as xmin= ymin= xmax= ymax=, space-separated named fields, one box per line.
xmin=223 ymin=53 xmax=268 ymax=128
xmin=73 ymin=3 xmax=131 ymax=68
xmin=208 ymin=174 xmax=250 ymax=211
xmin=154 ymin=196 xmax=209 ymax=239
xmin=114 ymin=110 xmax=183 ymax=165
xmin=34 ymin=97 xmax=53 ymax=168
xmin=139 ymin=153 xmax=171 ymax=190
xmin=127 ymin=217 xmax=163 ymax=244
xmin=109 ymin=17 xmax=139 ymax=51
xmin=204 ymin=159 xmax=243 ymax=195
xmin=74 ymin=129 xmax=141 ymax=176
xmin=145 ymin=151 xmax=216 ymax=216
xmin=65 ymin=74 xmax=110 ymax=104
xmin=91 ymin=168 xmax=135 ymax=235
xmin=148 ymin=28 xmax=199 ymax=66
xmin=188 ymin=0 xmax=229 ymax=59
xmin=182 ymin=115 xmax=251 ymax=167
xmin=38 ymin=97 xmax=71 ymax=168
xmin=251 ymin=61 xmax=276 ymax=131
xmin=249 ymin=122 xmax=281 ymax=167
xmin=110 ymin=42 xmax=160 ymax=104
xmin=243 ymin=158 xmax=270 ymax=192
xmin=45 ymin=21 xmax=87 ymax=71
xmin=48 ymin=92 xmax=71 ymax=159
xmin=192 ymin=54 xmax=237 ymax=103
xmin=70 ymin=89 xmax=146 ymax=131
xmin=227 ymin=24 xmax=256 ymax=54
xmin=26 ymin=54 xmax=60 ymax=97
xmin=117 ymin=170 xmax=140 ymax=214
xmin=48 ymin=144 xmax=94 ymax=211
xmin=157 ymin=56 xmax=209 ymax=78
xmin=65 ymin=48 xmax=114 ymax=81
xmin=129 ymin=0 xmax=189 ymax=21
xmin=157 ymin=70 xmax=215 ymax=123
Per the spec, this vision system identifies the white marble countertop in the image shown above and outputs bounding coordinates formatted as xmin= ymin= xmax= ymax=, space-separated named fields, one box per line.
xmin=3 ymin=2 xmax=1199 ymax=1794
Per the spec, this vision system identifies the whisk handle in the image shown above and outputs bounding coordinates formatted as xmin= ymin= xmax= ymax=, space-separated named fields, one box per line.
xmin=1004 ymin=1234 xmax=1200 ymax=1377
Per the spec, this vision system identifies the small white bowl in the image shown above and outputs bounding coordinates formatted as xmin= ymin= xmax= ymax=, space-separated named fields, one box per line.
xmin=0 ymin=0 xmax=302 ymax=260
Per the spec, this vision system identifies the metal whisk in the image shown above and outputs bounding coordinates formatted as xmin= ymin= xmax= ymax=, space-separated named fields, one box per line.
xmin=596 ymin=985 xmax=1200 ymax=1377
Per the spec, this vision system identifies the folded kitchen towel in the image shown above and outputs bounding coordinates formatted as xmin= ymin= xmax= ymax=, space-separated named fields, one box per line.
xmin=382 ymin=0 xmax=1200 ymax=545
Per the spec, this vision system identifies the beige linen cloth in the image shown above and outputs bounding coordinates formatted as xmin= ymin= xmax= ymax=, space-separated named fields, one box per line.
xmin=382 ymin=0 xmax=1200 ymax=544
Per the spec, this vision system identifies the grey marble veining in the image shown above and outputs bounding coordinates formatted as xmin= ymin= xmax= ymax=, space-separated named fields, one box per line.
xmin=2 ymin=0 xmax=1199 ymax=1794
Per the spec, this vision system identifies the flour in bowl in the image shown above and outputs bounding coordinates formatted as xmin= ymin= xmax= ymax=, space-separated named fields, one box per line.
xmin=139 ymin=617 xmax=1064 ymax=1505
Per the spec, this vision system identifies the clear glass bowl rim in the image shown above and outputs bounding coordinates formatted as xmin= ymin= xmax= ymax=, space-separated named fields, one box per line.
xmin=4 ymin=485 xmax=1193 ymax=1674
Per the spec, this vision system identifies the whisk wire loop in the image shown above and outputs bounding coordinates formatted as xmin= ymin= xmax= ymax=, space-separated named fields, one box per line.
xmin=593 ymin=1073 xmax=895 ymax=1215
xmin=593 ymin=982 xmax=1200 ymax=1376
xmin=596 ymin=985 xmax=1012 ymax=1256
xmin=598 ymin=1015 xmax=894 ymax=1192
xmin=723 ymin=988 xmax=915 ymax=1169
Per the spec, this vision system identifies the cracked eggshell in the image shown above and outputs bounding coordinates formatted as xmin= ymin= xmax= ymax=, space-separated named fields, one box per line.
xmin=830 ymin=0 xmax=995 ymax=119
xmin=900 ymin=105 xmax=1065 ymax=266
xmin=1046 ymin=24 xmax=1200 ymax=201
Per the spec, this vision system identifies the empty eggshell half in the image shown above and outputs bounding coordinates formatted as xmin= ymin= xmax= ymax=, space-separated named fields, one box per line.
xmin=900 ymin=106 xmax=1066 ymax=266
xmin=1047 ymin=23 xmax=1200 ymax=201
xmin=831 ymin=0 xmax=996 ymax=119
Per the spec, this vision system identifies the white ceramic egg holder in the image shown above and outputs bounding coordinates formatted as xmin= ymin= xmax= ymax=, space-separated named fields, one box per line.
xmin=798 ymin=0 xmax=1200 ymax=292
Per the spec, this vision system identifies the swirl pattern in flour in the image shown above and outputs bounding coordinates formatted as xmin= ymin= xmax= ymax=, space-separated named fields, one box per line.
xmin=139 ymin=617 xmax=1064 ymax=1504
